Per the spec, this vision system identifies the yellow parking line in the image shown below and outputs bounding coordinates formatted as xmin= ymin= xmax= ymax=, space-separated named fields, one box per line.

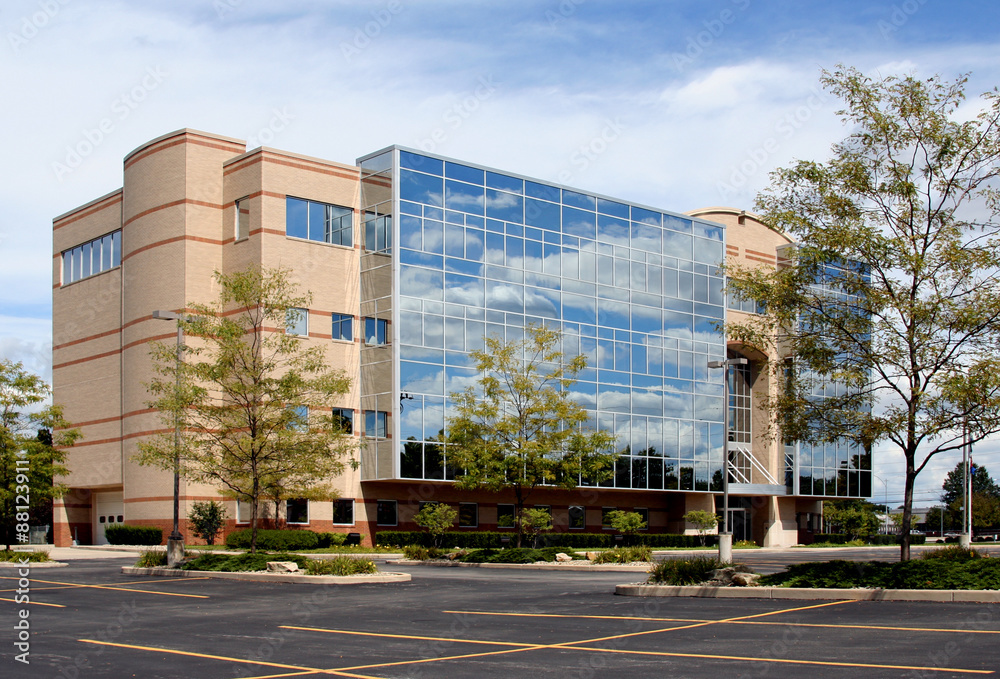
xmin=77 ymin=640 xmax=378 ymax=678
xmin=20 ymin=578 xmax=208 ymax=599
xmin=0 ymin=596 xmax=65 ymax=608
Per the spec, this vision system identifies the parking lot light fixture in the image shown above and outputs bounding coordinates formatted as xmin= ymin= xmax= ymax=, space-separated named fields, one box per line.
xmin=708 ymin=356 xmax=748 ymax=564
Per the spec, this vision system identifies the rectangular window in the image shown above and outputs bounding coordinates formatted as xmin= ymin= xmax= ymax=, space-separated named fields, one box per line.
xmin=332 ymin=499 xmax=354 ymax=525
xmin=364 ymin=317 xmax=388 ymax=345
xmin=332 ymin=313 xmax=353 ymax=342
xmin=62 ymin=230 xmax=121 ymax=285
xmin=286 ymin=307 xmax=308 ymax=336
xmin=332 ymin=408 xmax=354 ymax=434
xmin=365 ymin=212 xmax=392 ymax=253
xmin=235 ymin=197 xmax=251 ymax=240
xmin=286 ymin=196 xmax=353 ymax=246
xmin=364 ymin=410 xmax=388 ymax=438
xmin=568 ymin=505 xmax=585 ymax=530
xmin=236 ymin=500 xmax=249 ymax=524
xmin=601 ymin=506 xmax=616 ymax=529
xmin=286 ymin=498 xmax=309 ymax=524
xmin=497 ymin=504 xmax=515 ymax=528
xmin=635 ymin=507 xmax=649 ymax=530
xmin=376 ymin=499 xmax=397 ymax=526
xmin=287 ymin=404 xmax=308 ymax=431
xmin=459 ymin=503 xmax=478 ymax=528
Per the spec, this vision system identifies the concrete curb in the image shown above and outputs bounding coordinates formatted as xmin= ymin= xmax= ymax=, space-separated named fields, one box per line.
xmin=615 ymin=583 xmax=1000 ymax=602
xmin=121 ymin=566 xmax=411 ymax=584
xmin=0 ymin=562 xmax=69 ymax=568
xmin=387 ymin=559 xmax=651 ymax=572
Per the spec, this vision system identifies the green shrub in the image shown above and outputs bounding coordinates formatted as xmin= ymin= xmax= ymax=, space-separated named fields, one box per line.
xmin=920 ymin=545 xmax=984 ymax=561
xmin=180 ymin=552 xmax=311 ymax=572
xmin=734 ymin=540 xmax=760 ymax=549
xmin=375 ymin=531 xmax=716 ymax=549
xmin=135 ymin=550 xmax=168 ymax=568
xmin=402 ymin=545 xmax=443 ymax=560
xmin=304 ymin=556 xmax=377 ymax=575
xmin=188 ymin=501 xmax=226 ymax=545
xmin=592 ymin=546 xmax=653 ymax=563
xmin=458 ymin=546 xmax=580 ymax=564
xmin=316 ymin=532 xmax=347 ymax=548
xmin=0 ymin=549 xmax=51 ymax=562
xmin=647 ymin=555 xmax=738 ymax=585
xmin=760 ymin=558 xmax=1000 ymax=590
xmin=224 ymin=529 xmax=320 ymax=551
xmin=104 ymin=524 xmax=163 ymax=546
xmin=812 ymin=533 xmax=926 ymax=546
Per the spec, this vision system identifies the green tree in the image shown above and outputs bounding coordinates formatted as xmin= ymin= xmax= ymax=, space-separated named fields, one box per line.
xmin=823 ymin=499 xmax=880 ymax=540
xmin=414 ymin=502 xmax=458 ymax=548
xmin=447 ymin=325 xmax=618 ymax=547
xmin=941 ymin=461 xmax=1000 ymax=506
xmin=135 ymin=267 xmax=357 ymax=553
xmin=518 ymin=507 xmax=553 ymax=548
xmin=187 ymin=500 xmax=226 ymax=545
xmin=607 ymin=510 xmax=647 ymax=541
xmin=726 ymin=66 xmax=1000 ymax=560
xmin=0 ymin=360 xmax=80 ymax=550
xmin=682 ymin=509 xmax=718 ymax=547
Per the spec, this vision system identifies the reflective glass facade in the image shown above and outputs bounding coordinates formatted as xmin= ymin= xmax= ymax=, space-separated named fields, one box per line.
xmin=360 ymin=147 xmax=733 ymax=492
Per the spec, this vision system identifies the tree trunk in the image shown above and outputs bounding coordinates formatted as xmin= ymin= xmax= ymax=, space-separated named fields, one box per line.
xmin=900 ymin=459 xmax=916 ymax=562
xmin=250 ymin=477 xmax=260 ymax=554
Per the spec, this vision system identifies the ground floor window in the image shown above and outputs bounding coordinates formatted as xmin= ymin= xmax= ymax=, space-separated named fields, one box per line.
xmin=459 ymin=503 xmax=478 ymax=528
xmin=332 ymin=499 xmax=354 ymax=525
xmin=286 ymin=498 xmax=309 ymax=525
xmin=601 ymin=507 xmax=616 ymax=529
xmin=377 ymin=500 xmax=397 ymax=526
xmin=497 ymin=503 xmax=515 ymax=528
xmin=568 ymin=505 xmax=585 ymax=529
xmin=634 ymin=507 xmax=649 ymax=530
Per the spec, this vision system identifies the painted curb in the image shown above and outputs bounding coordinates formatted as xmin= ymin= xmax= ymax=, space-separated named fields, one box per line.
xmin=387 ymin=560 xmax=651 ymax=572
xmin=614 ymin=584 xmax=1000 ymax=602
xmin=121 ymin=566 xmax=411 ymax=584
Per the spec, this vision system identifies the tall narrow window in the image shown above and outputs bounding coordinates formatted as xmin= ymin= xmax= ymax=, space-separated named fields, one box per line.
xmin=235 ymin=197 xmax=251 ymax=240
xmin=364 ymin=410 xmax=388 ymax=438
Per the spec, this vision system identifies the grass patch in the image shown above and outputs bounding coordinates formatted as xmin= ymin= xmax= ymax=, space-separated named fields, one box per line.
xmin=734 ymin=540 xmax=761 ymax=549
xmin=0 ymin=550 xmax=51 ymax=563
xmin=647 ymin=555 xmax=751 ymax=585
xmin=292 ymin=546 xmax=398 ymax=555
xmin=592 ymin=546 xmax=653 ymax=564
xmin=760 ymin=556 xmax=1000 ymax=590
xmin=793 ymin=539 xmax=867 ymax=548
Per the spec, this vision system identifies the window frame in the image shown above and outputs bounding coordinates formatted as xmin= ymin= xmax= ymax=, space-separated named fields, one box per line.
xmin=332 ymin=407 xmax=354 ymax=434
xmin=286 ymin=196 xmax=353 ymax=247
xmin=286 ymin=307 xmax=309 ymax=337
xmin=376 ymin=499 xmax=397 ymax=526
xmin=634 ymin=507 xmax=649 ymax=530
xmin=286 ymin=498 xmax=309 ymax=525
xmin=332 ymin=499 xmax=355 ymax=526
xmin=568 ymin=505 xmax=586 ymax=530
xmin=601 ymin=506 xmax=617 ymax=530
xmin=364 ymin=410 xmax=388 ymax=438
xmin=459 ymin=502 xmax=479 ymax=528
xmin=497 ymin=503 xmax=515 ymax=529
xmin=332 ymin=313 xmax=353 ymax=342
xmin=364 ymin=317 xmax=389 ymax=346
xmin=235 ymin=196 xmax=251 ymax=241
xmin=61 ymin=230 xmax=121 ymax=285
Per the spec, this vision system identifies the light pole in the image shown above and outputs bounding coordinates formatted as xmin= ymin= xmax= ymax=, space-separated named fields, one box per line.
xmin=152 ymin=309 xmax=186 ymax=566
xmin=708 ymin=356 xmax=747 ymax=564
xmin=961 ymin=421 xmax=971 ymax=549
xmin=875 ymin=474 xmax=888 ymax=534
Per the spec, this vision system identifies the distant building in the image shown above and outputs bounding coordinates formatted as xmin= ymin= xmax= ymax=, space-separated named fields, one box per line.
xmin=51 ymin=129 xmax=869 ymax=547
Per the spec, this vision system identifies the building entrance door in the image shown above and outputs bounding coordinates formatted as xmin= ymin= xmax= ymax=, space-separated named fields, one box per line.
xmin=93 ymin=491 xmax=123 ymax=545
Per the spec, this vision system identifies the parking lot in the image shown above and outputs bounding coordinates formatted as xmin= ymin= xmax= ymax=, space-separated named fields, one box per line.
xmin=3 ymin=555 xmax=999 ymax=678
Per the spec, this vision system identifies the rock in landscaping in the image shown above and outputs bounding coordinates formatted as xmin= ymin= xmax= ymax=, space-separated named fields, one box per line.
xmin=266 ymin=561 xmax=300 ymax=573
xmin=585 ymin=552 xmax=599 ymax=561
xmin=555 ymin=552 xmax=573 ymax=562
xmin=707 ymin=567 xmax=760 ymax=587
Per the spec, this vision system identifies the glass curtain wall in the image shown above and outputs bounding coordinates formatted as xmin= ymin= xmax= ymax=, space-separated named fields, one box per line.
xmin=388 ymin=148 xmax=729 ymax=492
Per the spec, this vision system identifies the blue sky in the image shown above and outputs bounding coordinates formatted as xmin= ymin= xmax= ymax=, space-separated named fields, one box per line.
xmin=3 ymin=0 xmax=999 ymax=510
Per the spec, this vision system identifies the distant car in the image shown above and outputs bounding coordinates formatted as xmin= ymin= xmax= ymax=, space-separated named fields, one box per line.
xmin=944 ymin=532 xmax=960 ymax=538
